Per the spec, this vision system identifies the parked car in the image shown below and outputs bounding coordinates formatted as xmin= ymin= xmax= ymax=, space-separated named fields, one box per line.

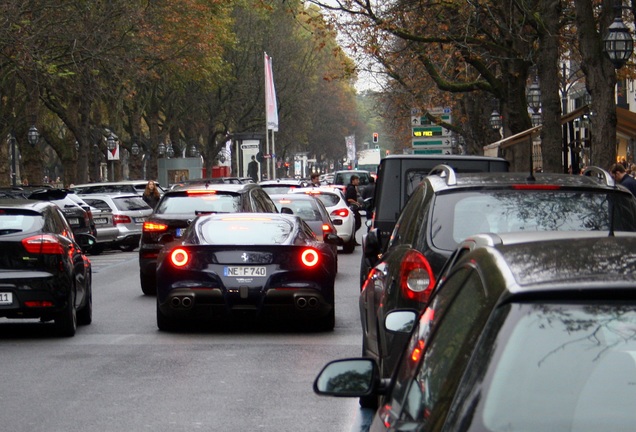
xmin=0 ymin=199 xmax=94 ymax=336
xmin=72 ymin=180 xmax=165 ymax=196
xmin=79 ymin=194 xmax=153 ymax=253
xmin=360 ymin=165 xmax=636 ymax=388
xmin=360 ymin=154 xmax=509 ymax=287
xmin=270 ymin=193 xmax=339 ymax=269
xmin=290 ymin=187 xmax=357 ymax=253
xmin=27 ymin=188 xmax=97 ymax=239
xmin=155 ymin=213 xmax=338 ymax=331
xmin=316 ymin=231 xmax=636 ymax=430
xmin=259 ymin=178 xmax=310 ymax=196
xmin=139 ymin=183 xmax=278 ymax=295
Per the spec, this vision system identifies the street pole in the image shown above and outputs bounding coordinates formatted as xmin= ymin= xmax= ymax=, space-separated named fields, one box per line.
xmin=10 ymin=135 xmax=16 ymax=187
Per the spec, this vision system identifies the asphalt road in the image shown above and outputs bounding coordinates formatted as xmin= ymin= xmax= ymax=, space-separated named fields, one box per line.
xmin=0 ymin=240 xmax=367 ymax=432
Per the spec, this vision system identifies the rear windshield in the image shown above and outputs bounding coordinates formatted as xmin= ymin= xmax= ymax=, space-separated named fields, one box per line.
xmin=112 ymin=196 xmax=151 ymax=211
xmin=196 ymin=217 xmax=293 ymax=244
xmin=272 ymin=198 xmax=322 ymax=221
xmin=0 ymin=210 xmax=43 ymax=234
xmin=334 ymin=172 xmax=370 ymax=186
xmin=157 ymin=193 xmax=241 ymax=215
xmin=310 ymin=193 xmax=340 ymax=207
xmin=430 ymin=190 xmax=636 ymax=250
xmin=261 ymin=186 xmax=297 ymax=195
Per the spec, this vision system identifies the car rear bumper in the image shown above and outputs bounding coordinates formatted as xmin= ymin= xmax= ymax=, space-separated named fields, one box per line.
xmin=0 ymin=272 xmax=71 ymax=319
xmin=157 ymin=287 xmax=333 ymax=323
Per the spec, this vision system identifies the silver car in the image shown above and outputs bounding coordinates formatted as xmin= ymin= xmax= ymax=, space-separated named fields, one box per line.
xmin=79 ymin=194 xmax=152 ymax=252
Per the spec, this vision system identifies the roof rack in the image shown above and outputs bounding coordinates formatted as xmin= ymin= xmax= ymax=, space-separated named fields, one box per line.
xmin=428 ymin=164 xmax=457 ymax=186
xmin=582 ymin=166 xmax=615 ymax=187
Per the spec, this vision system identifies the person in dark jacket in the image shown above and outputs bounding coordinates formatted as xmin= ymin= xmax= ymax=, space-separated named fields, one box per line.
xmin=345 ymin=175 xmax=362 ymax=235
xmin=142 ymin=180 xmax=161 ymax=210
xmin=610 ymin=163 xmax=636 ymax=196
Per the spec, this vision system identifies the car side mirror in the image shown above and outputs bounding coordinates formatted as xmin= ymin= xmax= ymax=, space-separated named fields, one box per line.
xmin=280 ymin=207 xmax=294 ymax=215
xmin=75 ymin=233 xmax=96 ymax=250
xmin=324 ymin=233 xmax=340 ymax=245
xmin=385 ymin=310 xmax=418 ymax=334
xmin=313 ymin=358 xmax=378 ymax=397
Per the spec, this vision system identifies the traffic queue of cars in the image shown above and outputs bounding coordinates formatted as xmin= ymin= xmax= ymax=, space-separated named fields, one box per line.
xmin=314 ymin=161 xmax=636 ymax=430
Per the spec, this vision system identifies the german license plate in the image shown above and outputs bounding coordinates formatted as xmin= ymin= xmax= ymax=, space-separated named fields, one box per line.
xmin=224 ymin=266 xmax=266 ymax=277
xmin=175 ymin=228 xmax=184 ymax=237
xmin=94 ymin=218 xmax=108 ymax=224
xmin=0 ymin=292 xmax=13 ymax=305
xmin=134 ymin=217 xmax=145 ymax=223
xmin=68 ymin=218 xmax=80 ymax=226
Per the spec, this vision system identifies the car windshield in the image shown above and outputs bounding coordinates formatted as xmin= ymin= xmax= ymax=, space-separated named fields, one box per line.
xmin=430 ymin=190 xmax=636 ymax=250
xmin=470 ymin=303 xmax=636 ymax=431
xmin=196 ymin=217 xmax=294 ymax=244
xmin=0 ymin=210 xmax=43 ymax=234
xmin=156 ymin=193 xmax=241 ymax=215
xmin=112 ymin=196 xmax=150 ymax=211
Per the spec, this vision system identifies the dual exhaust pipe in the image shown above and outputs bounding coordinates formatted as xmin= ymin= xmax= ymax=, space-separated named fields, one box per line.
xmin=170 ymin=296 xmax=193 ymax=308
xmin=295 ymin=296 xmax=319 ymax=309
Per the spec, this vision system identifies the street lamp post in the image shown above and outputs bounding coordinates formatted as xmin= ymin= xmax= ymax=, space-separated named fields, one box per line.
xmin=8 ymin=125 xmax=39 ymax=187
xmin=603 ymin=0 xmax=634 ymax=69
xmin=9 ymin=135 xmax=17 ymax=187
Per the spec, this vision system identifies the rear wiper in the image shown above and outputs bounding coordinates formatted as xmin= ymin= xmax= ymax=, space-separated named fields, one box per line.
xmin=0 ymin=229 xmax=22 ymax=235
xmin=195 ymin=210 xmax=217 ymax=215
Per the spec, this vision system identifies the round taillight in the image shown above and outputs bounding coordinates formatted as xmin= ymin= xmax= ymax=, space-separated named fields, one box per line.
xmin=301 ymin=249 xmax=319 ymax=267
xmin=170 ymin=248 xmax=189 ymax=267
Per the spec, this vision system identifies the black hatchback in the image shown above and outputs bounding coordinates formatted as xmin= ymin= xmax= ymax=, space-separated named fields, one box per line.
xmin=360 ymin=165 xmax=636 ymax=386
xmin=138 ymin=183 xmax=278 ymax=295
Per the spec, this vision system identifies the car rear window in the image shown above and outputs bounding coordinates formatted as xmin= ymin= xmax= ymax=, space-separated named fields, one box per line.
xmin=261 ymin=186 xmax=296 ymax=195
xmin=112 ymin=196 xmax=150 ymax=211
xmin=196 ymin=217 xmax=293 ymax=244
xmin=0 ymin=210 xmax=43 ymax=234
xmin=157 ymin=193 xmax=241 ymax=215
xmin=430 ymin=190 xmax=636 ymax=250
xmin=311 ymin=193 xmax=340 ymax=207
xmin=273 ymin=198 xmax=321 ymax=221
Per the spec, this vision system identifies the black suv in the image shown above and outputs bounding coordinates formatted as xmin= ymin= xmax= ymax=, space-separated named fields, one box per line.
xmin=138 ymin=183 xmax=278 ymax=295
xmin=359 ymin=165 xmax=636 ymax=390
xmin=360 ymin=154 xmax=509 ymax=286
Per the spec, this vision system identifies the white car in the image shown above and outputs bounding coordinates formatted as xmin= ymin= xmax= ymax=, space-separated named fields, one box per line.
xmin=291 ymin=187 xmax=357 ymax=253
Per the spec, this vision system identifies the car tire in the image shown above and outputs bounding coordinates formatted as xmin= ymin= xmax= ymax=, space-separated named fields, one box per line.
xmin=55 ymin=290 xmax=77 ymax=337
xmin=156 ymin=302 xmax=179 ymax=332
xmin=77 ymin=281 xmax=92 ymax=326
xmin=119 ymin=244 xmax=136 ymax=252
xmin=342 ymin=235 xmax=356 ymax=254
xmin=140 ymin=272 xmax=156 ymax=295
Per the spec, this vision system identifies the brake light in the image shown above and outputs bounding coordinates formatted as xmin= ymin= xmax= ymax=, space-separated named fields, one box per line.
xmin=331 ymin=208 xmax=349 ymax=218
xmin=399 ymin=250 xmax=435 ymax=303
xmin=301 ymin=249 xmax=319 ymax=267
xmin=409 ymin=307 xmax=435 ymax=363
xmin=170 ymin=248 xmax=190 ymax=267
xmin=511 ymin=184 xmax=560 ymax=190
xmin=321 ymin=224 xmax=332 ymax=233
xmin=22 ymin=235 xmax=65 ymax=254
xmin=24 ymin=301 xmax=55 ymax=308
xmin=411 ymin=339 xmax=425 ymax=362
xmin=113 ymin=214 xmax=132 ymax=225
xmin=143 ymin=221 xmax=168 ymax=232
xmin=186 ymin=190 xmax=217 ymax=195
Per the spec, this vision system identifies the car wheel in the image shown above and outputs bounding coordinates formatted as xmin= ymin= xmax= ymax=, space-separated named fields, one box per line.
xmin=89 ymin=244 xmax=103 ymax=255
xmin=342 ymin=235 xmax=356 ymax=254
xmin=140 ymin=272 xmax=156 ymax=295
xmin=77 ymin=281 xmax=92 ymax=326
xmin=119 ymin=244 xmax=136 ymax=252
xmin=55 ymin=290 xmax=77 ymax=337
xmin=156 ymin=301 xmax=179 ymax=332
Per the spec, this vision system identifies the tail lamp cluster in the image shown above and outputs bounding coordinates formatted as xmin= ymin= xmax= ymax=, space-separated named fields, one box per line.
xmin=399 ymin=249 xmax=435 ymax=304
xmin=22 ymin=235 xmax=64 ymax=255
xmin=143 ymin=221 xmax=168 ymax=232
xmin=330 ymin=208 xmax=350 ymax=218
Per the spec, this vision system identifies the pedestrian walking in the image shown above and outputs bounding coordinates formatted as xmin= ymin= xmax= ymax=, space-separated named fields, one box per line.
xmin=142 ymin=180 xmax=161 ymax=210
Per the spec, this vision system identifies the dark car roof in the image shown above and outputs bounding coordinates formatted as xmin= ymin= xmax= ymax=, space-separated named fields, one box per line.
xmin=0 ymin=198 xmax=56 ymax=212
xmin=457 ymin=232 xmax=636 ymax=294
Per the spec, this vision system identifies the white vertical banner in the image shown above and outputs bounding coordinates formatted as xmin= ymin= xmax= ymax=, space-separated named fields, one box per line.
xmin=264 ymin=52 xmax=279 ymax=132
xmin=346 ymin=135 xmax=356 ymax=162
xmin=107 ymin=144 xmax=120 ymax=161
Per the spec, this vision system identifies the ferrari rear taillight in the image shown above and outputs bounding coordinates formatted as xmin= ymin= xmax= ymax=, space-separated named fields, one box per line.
xmin=399 ymin=250 xmax=435 ymax=303
xmin=143 ymin=221 xmax=168 ymax=232
xmin=22 ymin=235 xmax=64 ymax=255
xmin=170 ymin=248 xmax=190 ymax=267
xmin=301 ymin=249 xmax=319 ymax=267
xmin=331 ymin=208 xmax=349 ymax=218
xmin=113 ymin=214 xmax=132 ymax=225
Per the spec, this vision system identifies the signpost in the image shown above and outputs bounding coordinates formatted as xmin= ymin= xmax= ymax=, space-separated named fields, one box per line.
xmin=411 ymin=107 xmax=452 ymax=154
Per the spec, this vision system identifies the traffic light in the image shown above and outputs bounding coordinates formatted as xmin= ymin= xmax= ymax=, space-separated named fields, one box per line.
xmin=372 ymin=132 xmax=379 ymax=143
